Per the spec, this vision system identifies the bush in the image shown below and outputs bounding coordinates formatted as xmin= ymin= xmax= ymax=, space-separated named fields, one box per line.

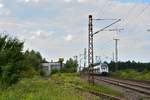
xmin=0 ymin=35 xmax=45 ymax=87
xmin=51 ymin=69 xmax=60 ymax=75
xmin=112 ymin=69 xmax=150 ymax=80
xmin=63 ymin=58 xmax=78 ymax=73
xmin=20 ymin=67 xmax=39 ymax=78
xmin=0 ymin=64 xmax=19 ymax=87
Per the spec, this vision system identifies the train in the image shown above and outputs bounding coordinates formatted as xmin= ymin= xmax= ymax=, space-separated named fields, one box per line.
xmin=93 ymin=63 xmax=109 ymax=76
xmin=82 ymin=62 xmax=109 ymax=76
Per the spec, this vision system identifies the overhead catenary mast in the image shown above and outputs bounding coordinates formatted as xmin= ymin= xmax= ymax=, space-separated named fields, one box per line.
xmin=88 ymin=15 xmax=94 ymax=84
xmin=87 ymin=15 xmax=121 ymax=84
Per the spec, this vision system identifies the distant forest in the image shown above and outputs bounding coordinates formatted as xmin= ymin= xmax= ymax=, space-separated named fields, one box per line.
xmin=108 ymin=61 xmax=150 ymax=72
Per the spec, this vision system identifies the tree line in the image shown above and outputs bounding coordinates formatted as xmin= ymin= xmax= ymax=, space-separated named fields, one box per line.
xmin=108 ymin=61 xmax=150 ymax=72
xmin=0 ymin=34 xmax=78 ymax=87
xmin=51 ymin=58 xmax=78 ymax=75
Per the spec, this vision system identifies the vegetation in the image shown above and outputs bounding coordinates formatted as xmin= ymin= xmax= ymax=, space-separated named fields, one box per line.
xmin=51 ymin=73 xmax=124 ymax=97
xmin=111 ymin=69 xmax=150 ymax=80
xmin=0 ymin=34 xmax=78 ymax=87
xmin=0 ymin=35 xmax=24 ymax=86
xmin=1 ymin=34 xmax=149 ymax=99
xmin=108 ymin=61 xmax=150 ymax=72
xmin=61 ymin=58 xmax=78 ymax=73
xmin=108 ymin=61 xmax=150 ymax=80
xmin=0 ymin=35 xmax=45 ymax=87
xmin=50 ymin=58 xmax=78 ymax=75
xmin=23 ymin=50 xmax=45 ymax=76
xmin=0 ymin=73 xmax=124 ymax=100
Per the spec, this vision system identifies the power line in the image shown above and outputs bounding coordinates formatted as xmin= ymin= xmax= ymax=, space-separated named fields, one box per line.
xmin=123 ymin=3 xmax=150 ymax=29
xmin=121 ymin=0 xmax=138 ymax=19
xmin=97 ymin=0 xmax=109 ymax=16
xmin=121 ymin=3 xmax=138 ymax=27
xmin=93 ymin=19 xmax=121 ymax=35
xmin=98 ymin=0 xmax=114 ymax=17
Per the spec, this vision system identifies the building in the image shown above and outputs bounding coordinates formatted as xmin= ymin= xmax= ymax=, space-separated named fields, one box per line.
xmin=42 ymin=61 xmax=64 ymax=76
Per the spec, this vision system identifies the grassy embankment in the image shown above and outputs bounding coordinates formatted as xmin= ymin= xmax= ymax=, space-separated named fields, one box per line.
xmin=112 ymin=69 xmax=150 ymax=80
xmin=0 ymin=73 xmax=124 ymax=100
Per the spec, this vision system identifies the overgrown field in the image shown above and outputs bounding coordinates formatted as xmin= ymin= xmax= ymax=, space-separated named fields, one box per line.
xmin=0 ymin=73 xmax=124 ymax=100
xmin=112 ymin=69 xmax=150 ymax=80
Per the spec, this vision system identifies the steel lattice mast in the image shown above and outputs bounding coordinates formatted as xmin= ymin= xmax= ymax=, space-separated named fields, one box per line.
xmin=87 ymin=15 xmax=121 ymax=84
xmin=88 ymin=15 xmax=94 ymax=84
xmin=88 ymin=15 xmax=93 ymax=65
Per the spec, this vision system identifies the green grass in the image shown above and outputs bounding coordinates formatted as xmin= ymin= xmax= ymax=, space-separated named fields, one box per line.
xmin=112 ymin=69 xmax=150 ymax=80
xmin=0 ymin=73 xmax=124 ymax=100
xmin=51 ymin=73 xmax=124 ymax=97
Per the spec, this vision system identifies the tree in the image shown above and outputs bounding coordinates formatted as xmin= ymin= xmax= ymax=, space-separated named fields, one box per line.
xmin=0 ymin=35 xmax=24 ymax=86
xmin=0 ymin=34 xmax=45 ymax=86
xmin=63 ymin=58 xmax=78 ymax=73
xmin=23 ymin=50 xmax=44 ymax=76
xmin=24 ymin=50 xmax=42 ymax=70
xmin=108 ymin=61 xmax=150 ymax=72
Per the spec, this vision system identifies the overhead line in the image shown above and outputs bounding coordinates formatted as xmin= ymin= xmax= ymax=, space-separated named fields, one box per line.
xmin=135 ymin=4 xmax=150 ymax=18
xmin=98 ymin=0 xmax=114 ymax=17
xmin=93 ymin=19 xmax=121 ymax=35
xmin=129 ymin=4 xmax=150 ymax=32
xmin=97 ymin=0 xmax=109 ymax=17
xmin=94 ymin=18 xmax=118 ymax=20
xmin=123 ymin=3 xmax=150 ymax=29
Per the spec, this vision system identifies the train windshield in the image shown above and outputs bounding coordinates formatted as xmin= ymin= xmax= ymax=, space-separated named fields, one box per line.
xmin=101 ymin=64 xmax=108 ymax=69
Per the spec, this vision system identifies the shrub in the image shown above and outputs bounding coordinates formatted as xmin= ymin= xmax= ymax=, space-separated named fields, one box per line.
xmin=51 ymin=69 xmax=60 ymax=75
xmin=0 ymin=35 xmax=45 ymax=86
xmin=112 ymin=69 xmax=150 ymax=80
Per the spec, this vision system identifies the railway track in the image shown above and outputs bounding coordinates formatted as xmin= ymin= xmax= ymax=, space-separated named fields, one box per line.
xmin=94 ymin=76 xmax=150 ymax=96
xmin=75 ymin=86 xmax=122 ymax=100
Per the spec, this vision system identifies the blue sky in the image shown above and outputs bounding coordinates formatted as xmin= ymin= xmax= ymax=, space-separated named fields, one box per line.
xmin=0 ymin=0 xmax=150 ymax=63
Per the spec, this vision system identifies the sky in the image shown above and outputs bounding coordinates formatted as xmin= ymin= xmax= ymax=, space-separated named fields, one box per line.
xmin=0 ymin=0 xmax=150 ymax=62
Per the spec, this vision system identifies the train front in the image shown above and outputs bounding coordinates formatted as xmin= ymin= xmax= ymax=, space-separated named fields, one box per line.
xmin=100 ymin=63 xmax=109 ymax=76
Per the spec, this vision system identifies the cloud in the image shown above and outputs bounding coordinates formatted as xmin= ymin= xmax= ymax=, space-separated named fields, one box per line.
xmin=64 ymin=0 xmax=72 ymax=3
xmin=24 ymin=0 xmax=39 ymax=3
xmin=30 ymin=35 xmax=35 ymax=40
xmin=17 ymin=0 xmax=40 ymax=5
xmin=27 ymin=30 xmax=54 ymax=40
xmin=0 ymin=3 xmax=4 ymax=8
xmin=24 ymin=0 xmax=29 ymax=3
xmin=0 ymin=1 xmax=12 ymax=16
xmin=77 ymin=0 xmax=86 ymax=3
xmin=0 ymin=0 xmax=150 ymax=62
xmin=64 ymin=34 xmax=73 ymax=41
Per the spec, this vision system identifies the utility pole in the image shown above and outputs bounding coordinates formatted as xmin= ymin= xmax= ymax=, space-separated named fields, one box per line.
xmin=84 ymin=48 xmax=87 ymax=68
xmin=113 ymin=38 xmax=119 ymax=71
xmin=73 ymin=55 xmax=78 ymax=72
xmin=88 ymin=15 xmax=93 ymax=65
xmin=88 ymin=15 xmax=94 ymax=84
xmin=112 ymin=52 xmax=115 ymax=62
xmin=79 ymin=53 xmax=83 ymax=72
xmin=105 ymin=28 xmax=122 ymax=69
xmin=87 ymin=15 xmax=121 ymax=84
